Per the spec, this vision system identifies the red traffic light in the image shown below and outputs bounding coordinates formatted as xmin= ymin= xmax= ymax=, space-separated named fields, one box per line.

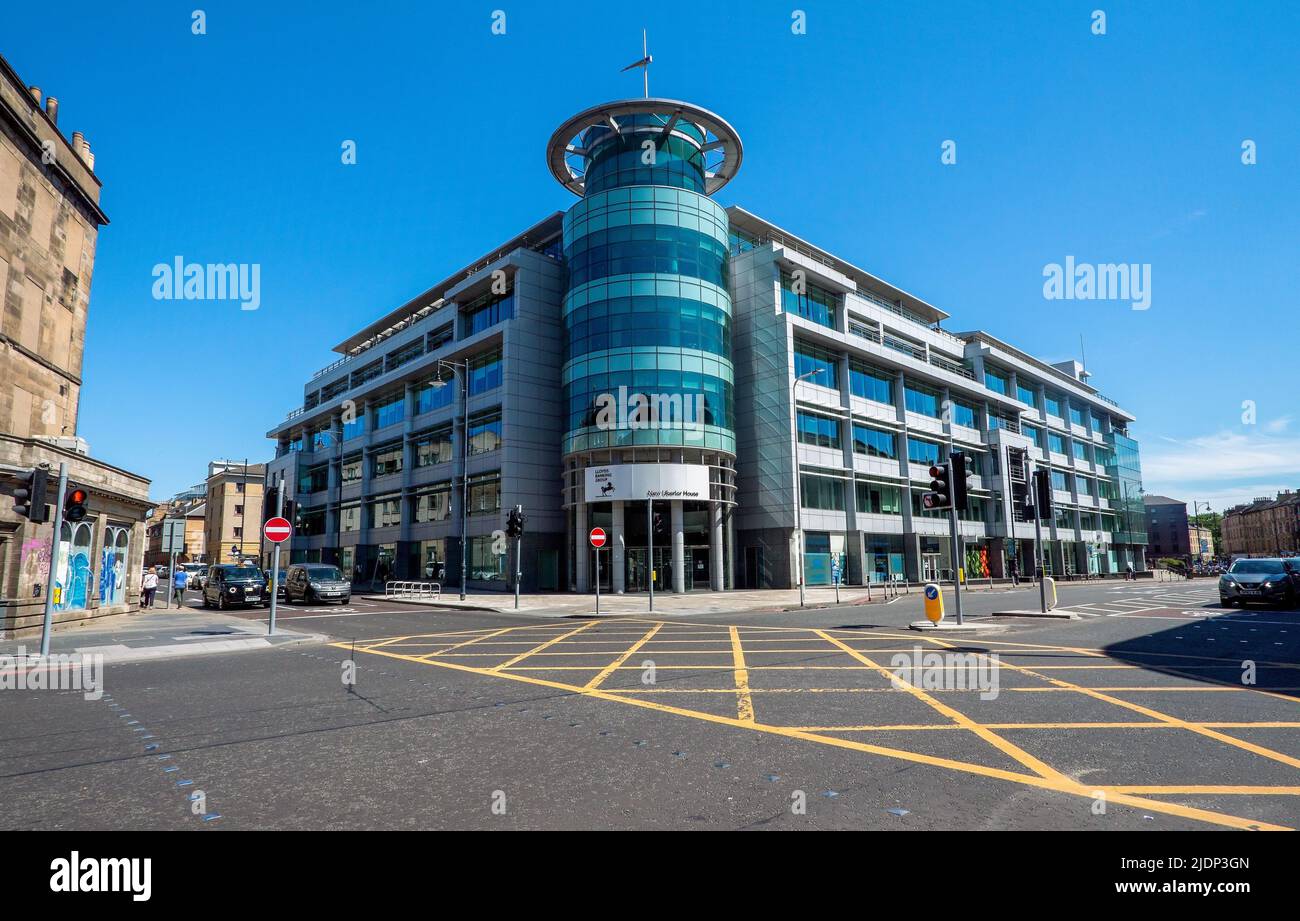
xmin=68 ymin=488 xmax=87 ymax=504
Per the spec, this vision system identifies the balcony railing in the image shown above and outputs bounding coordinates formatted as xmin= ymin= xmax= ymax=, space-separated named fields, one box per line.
xmin=928 ymin=353 xmax=975 ymax=380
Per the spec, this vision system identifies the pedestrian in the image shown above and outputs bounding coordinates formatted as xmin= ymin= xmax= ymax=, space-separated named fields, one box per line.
xmin=1008 ymin=556 xmax=1019 ymax=588
xmin=172 ymin=565 xmax=188 ymax=606
xmin=1125 ymin=562 xmax=1135 ymax=582
xmin=142 ymin=567 xmax=159 ymax=608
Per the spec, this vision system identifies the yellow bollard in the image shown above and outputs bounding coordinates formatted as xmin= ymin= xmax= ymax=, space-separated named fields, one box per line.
xmin=923 ymin=582 xmax=944 ymax=623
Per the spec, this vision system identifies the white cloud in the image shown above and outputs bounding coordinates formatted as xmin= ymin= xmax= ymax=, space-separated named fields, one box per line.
xmin=1140 ymin=428 xmax=1300 ymax=510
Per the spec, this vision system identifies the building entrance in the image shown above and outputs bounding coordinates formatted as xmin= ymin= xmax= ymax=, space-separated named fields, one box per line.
xmin=626 ymin=547 xmax=669 ymax=593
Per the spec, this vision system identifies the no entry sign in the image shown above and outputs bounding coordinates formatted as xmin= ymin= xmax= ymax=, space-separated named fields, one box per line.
xmin=264 ymin=517 xmax=293 ymax=543
xmin=589 ymin=527 xmax=607 ymax=548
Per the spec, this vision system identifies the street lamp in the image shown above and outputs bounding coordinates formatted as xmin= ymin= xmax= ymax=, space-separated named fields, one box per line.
xmin=791 ymin=366 xmax=827 ymax=607
xmin=1192 ymin=500 xmax=1211 ymax=569
xmin=432 ymin=359 xmax=470 ymax=601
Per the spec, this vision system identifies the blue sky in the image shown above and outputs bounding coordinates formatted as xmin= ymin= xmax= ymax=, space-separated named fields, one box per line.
xmin=4 ymin=1 xmax=1297 ymax=511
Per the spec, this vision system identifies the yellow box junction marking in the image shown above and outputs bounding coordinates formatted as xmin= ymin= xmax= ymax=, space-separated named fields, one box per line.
xmin=331 ymin=618 xmax=1300 ymax=832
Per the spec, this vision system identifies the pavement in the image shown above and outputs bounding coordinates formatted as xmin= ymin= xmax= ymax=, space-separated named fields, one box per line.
xmin=0 ymin=596 xmax=325 ymax=666
xmin=3 ymin=578 xmax=1297 ymax=831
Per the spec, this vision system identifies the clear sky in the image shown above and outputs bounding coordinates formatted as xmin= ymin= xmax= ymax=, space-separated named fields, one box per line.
xmin=4 ymin=1 xmax=1297 ymax=512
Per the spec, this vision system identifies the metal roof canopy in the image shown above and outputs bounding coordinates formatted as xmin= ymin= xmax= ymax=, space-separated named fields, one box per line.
xmin=546 ymin=98 xmax=743 ymax=197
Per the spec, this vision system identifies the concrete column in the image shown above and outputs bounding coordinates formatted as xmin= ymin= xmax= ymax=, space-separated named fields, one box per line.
xmin=612 ymin=500 xmax=626 ymax=593
xmin=709 ymin=501 xmax=724 ymax=591
xmin=725 ymin=505 xmax=735 ymax=590
xmin=575 ymin=501 xmax=589 ymax=592
xmin=671 ymin=500 xmax=685 ymax=593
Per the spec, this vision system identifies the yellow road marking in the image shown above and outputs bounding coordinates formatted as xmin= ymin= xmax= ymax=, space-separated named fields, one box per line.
xmin=1100 ymin=786 xmax=1300 ymax=795
xmin=585 ymin=623 xmax=663 ymax=690
xmin=729 ymin=626 xmax=755 ymax=722
xmin=987 ymin=656 xmax=1300 ymax=772
xmin=814 ymin=630 xmax=1067 ymax=782
xmin=333 ymin=639 xmax=1290 ymax=831
xmin=491 ymin=621 xmax=600 ymax=671
xmin=419 ymin=626 xmax=519 ymax=659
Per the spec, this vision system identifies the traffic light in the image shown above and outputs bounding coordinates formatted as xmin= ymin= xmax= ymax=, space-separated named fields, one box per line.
xmin=1033 ymin=468 xmax=1054 ymax=520
xmin=64 ymin=484 xmax=88 ymax=523
xmin=506 ymin=506 xmax=526 ymax=539
xmin=11 ymin=467 xmax=49 ymax=522
xmin=950 ymin=451 xmax=972 ymax=510
xmin=922 ymin=461 xmax=952 ymax=510
xmin=263 ymin=486 xmax=279 ymax=520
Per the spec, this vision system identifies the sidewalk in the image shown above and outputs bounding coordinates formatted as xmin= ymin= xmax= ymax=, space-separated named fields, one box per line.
xmin=364 ymin=581 xmax=1026 ymax=616
xmin=0 ymin=608 xmax=325 ymax=666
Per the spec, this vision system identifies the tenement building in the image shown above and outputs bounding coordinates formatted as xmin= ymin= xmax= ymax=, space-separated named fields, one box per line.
xmin=266 ymin=95 xmax=1147 ymax=592
xmin=0 ymin=55 xmax=151 ymax=637
xmin=1222 ymin=491 xmax=1300 ymax=558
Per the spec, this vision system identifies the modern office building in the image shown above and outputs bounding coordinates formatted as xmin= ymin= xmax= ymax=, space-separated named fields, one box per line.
xmin=266 ymin=94 xmax=1147 ymax=592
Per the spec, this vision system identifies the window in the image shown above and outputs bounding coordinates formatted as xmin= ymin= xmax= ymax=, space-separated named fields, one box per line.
xmin=793 ymin=341 xmax=837 ymax=389
xmin=849 ymin=361 xmax=893 ymax=404
xmin=984 ymin=367 xmax=1008 ymax=395
xmin=1050 ymin=470 xmax=1071 ymax=492
xmin=855 ymin=482 xmax=902 ymax=515
xmin=904 ymin=382 xmax=940 ymax=418
xmin=416 ymin=376 xmax=455 ymax=414
xmin=1072 ymin=441 xmax=1089 ymax=462
xmin=427 ymin=323 xmax=454 ymax=352
xmin=462 ymin=287 xmax=515 ymax=337
xmin=371 ymin=444 xmax=403 ymax=477
xmin=413 ymin=486 xmax=451 ymax=523
xmin=468 ymin=408 xmax=503 ymax=455
xmin=797 ymin=411 xmax=840 ymax=449
xmin=299 ymin=464 xmax=328 ymax=495
xmin=1016 ymin=382 xmax=1037 ymax=407
xmin=468 ymin=348 xmax=503 ymax=395
xmin=467 ymin=471 xmax=501 ymax=515
xmin=1090 ymin=411 xmax=1104 ymax=432
xmin=372 ymin=394 xmax=405 ymax=430
xmin=1048 ymin=432 xmax=1067 ymax=455
xmin=1044 ymin=392 xmax=1063 ymax=418
xmin=339 ymin=504 xmax=361 ymax=533
xmin=799 ymin=474 xmax=846 ymax=510
xmin=1069 ymin=405 xmax=1085 ymax=427
xmin=415 ymin=427 xmax=454 ymax=467
xmin=100 ymin=525 xmax=130 ymax=607
xmin=852 ymin=425 xmax=897 ymax=459
xmin=1022 ymin=423 xmax=1043 ymax=449
xmin=369 ymin=495 xmax=402 ymax=529
xmin=233 ymin=527 xmax=243 ymax=538
xmin=907 ymin=437 xmax=942 ymax=466
xmin=781 ymin=270 xmax=838 ymax=329
xmin=386 ymin=340 xmax=424 ymax=373
xmin=341 ymin=454 xmax=362 ymax=483
xmin=470 ymin=535 xmax=507 ymax=582
xmin=951 ymin=399 xmax=977 ymax=428
xmin=234 ymin=505 xmax=243 ymax=515
xmin=343 ymin=414 xmax=366 ymax=441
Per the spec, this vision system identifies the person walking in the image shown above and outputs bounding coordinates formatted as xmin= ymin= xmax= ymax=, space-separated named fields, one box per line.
xmin=1125 ymin=562 xmax=1135 ymax=582
xmin=142 ymin=567 xmax=159 ymax=608
xmin=1008 ymin=555 xmax=1020 ymax=588
xmin=172 ymin=565 xmax=189 ymax=607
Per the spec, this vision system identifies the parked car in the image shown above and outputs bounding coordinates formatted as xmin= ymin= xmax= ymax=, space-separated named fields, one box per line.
xmin=263 ymin=568 xmax=288 ymax=601
xmin=1219 ymin=558 xmax=1299 ymax=608
xmin=202 ymin=562 xmax=268 ymax=610
xmin=182 ymin=562 xmax=207 ymax=591
xmin=284 ymin=564 xmax=351 ymax=605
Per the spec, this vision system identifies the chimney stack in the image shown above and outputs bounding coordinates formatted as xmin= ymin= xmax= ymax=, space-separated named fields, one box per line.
xmin=28 ymin=86 xmax=41 ymax=106
xmin=45 ymin=96 xmax=58 ymax=125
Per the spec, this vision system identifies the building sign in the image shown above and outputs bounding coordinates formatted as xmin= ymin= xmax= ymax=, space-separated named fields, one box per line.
xmin=585 ymin=464 xmax=710 ymax=502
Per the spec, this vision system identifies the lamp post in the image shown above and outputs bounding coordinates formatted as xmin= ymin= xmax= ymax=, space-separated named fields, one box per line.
xmin=1192 ymin=500 xmax=1210 ymax=570
xmin=432 ymin=359 xmax=470 ymax=601
xmin=791 ymin=367 xmax=826 ymax=607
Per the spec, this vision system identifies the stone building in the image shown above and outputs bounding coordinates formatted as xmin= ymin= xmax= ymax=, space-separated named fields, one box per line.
xmin=1222 ymin=491 xmax=1300 ymax=558
xmin=0 ymin=54 xmax=151 ymax=639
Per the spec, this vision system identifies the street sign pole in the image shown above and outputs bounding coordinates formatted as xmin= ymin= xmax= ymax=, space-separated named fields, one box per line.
xmin=1030 ymin=465 xmax=1048 ymax=614
xmin=594 ymin=546 xmax=601 ymax=617
xmin=646 ymin=499 xmax=654 ymax=612
xmin=39 ymin=462 xmax=68 ymax=657
xmin=268 ymin=487 xmax=285 ymax=636
xmin=949 ymin=499 xmax=964 ymax=625
xmin=514 ymin=504 xmax=522 ymax=611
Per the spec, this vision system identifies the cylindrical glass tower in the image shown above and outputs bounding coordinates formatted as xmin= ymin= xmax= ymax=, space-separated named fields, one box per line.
xmin=547 ymin=99 xmax=743 ymax=594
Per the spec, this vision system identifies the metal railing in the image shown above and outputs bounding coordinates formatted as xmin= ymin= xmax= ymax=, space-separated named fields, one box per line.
xmin=385 ymin=581 xmax=442 ymax=599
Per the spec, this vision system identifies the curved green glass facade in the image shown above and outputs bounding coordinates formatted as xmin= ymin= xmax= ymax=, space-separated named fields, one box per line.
xmin=561 ymin=116 xmax=736 ymax=455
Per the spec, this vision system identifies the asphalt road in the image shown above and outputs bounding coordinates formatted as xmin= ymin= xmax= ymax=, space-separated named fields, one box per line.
xmin=3 ymin=580 xmax=1297 ymax=830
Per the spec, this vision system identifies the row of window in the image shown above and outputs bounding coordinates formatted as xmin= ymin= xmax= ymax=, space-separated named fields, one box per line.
xmin=564 ymin=296 xmax=731 ymax=363
xmin=330 ymin=473 xmax=501 ymax=532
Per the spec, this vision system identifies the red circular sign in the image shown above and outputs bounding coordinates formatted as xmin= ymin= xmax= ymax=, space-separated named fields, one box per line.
xmin=264 ymin=517 xmax=293 ymax=543
xmin=589 ymin=527 xmax=607 ymax=548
